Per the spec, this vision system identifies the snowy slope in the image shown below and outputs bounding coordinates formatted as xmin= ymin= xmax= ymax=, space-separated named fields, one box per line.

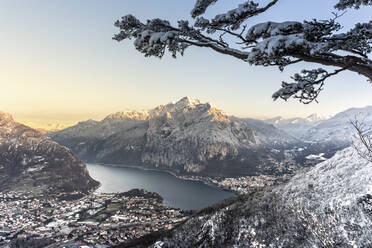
xmin=149 ymin=146 xmax=372 ymax=247
xmin=303 ymin=106 xmax=372 ymax=143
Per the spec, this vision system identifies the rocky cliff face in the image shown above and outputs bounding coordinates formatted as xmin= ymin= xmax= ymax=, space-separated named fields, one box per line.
xmin=50 ymin=97 xmax=300 ymax=177
xmin=0 ymin=112 xmax=99 ymax=195
xmin=147 ymin=146 xmax=372 ymax=248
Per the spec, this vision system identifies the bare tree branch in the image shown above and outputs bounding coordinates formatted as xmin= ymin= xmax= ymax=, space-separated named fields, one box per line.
xmin=351 ymin=118 xmax=372 ymax=163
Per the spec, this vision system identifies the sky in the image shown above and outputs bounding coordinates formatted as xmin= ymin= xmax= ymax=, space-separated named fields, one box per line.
xmin=0 ymin=0 xmax=371 ymax=127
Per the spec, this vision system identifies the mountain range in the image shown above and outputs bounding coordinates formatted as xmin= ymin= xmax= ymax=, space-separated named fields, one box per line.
xmin=302 ymin=106 xmax=372 ymax=145
xmin=0 ymin=112 xmax=99 ymax=195
xmin=265 ymin=106 xmax=372 ymax=145
xmin=49 ymin=97 xmax=301 ymax=177
xmin=265 ymin=113 xmax=331 ymax=137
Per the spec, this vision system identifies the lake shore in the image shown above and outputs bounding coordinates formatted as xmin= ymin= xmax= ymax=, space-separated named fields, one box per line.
xmin=91 ymin=162 xmax=238 ymax=195
xmin=86 ymin=163 xmax=236 ymax=210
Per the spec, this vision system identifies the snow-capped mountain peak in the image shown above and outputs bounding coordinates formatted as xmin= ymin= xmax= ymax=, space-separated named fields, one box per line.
xmin=148 ymin=97 xmax=230 ymax=124
xmin=103 ymin=110 xmax=149 ymax=121
xmin=332 ymin=105 xmax=372 ymax=119
xmin=50 ymin=97 xmax=298 ymax=176
xmin=150 ymin=97 xmax=202 ymax=116
xmin=0 ymin=112 xmax=14 ymax=125
xmin=264 ymin=114 xmax=328 ymax=137
xmin=305 ymin=113 xmax=331 ymax=122
xmin=175 ymin=96 xmax=201 ymax=107
xmin=267 ymin=116 xmax=284 ymax=125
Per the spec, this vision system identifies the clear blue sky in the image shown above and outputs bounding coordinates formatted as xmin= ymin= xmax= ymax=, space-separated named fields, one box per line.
xmin=0 ymin=0 xmax=371 ymax=124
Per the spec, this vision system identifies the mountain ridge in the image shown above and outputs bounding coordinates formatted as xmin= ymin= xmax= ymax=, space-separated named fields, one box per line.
xmin=303 ymin=105 xmax=372 ymax=144
xmin=49 ymin=97 xmax=301 ymax=177
xmin=0 ymin=111 xmax=99 ymax=195
xmin=264 ymin=113 xmax=331 ymax=137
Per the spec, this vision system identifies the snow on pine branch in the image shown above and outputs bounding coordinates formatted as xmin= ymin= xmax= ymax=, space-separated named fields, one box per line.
xmin=335 ymin=0 xmax=372 ymax=10
xmin=245 ymin=21 xmax=304 ymax=40
xmin=332 ymin=21 xmax=372 ymax=57
xmin=114 ymin=16 xmax=189 ymax=58
xmin=245 ymin=22 xmax=311 ymax=64
xmin=208 ymin=1 xmax=259 ymax=30
xmin=194 ymin=1 xmax=278 ymax=32
xmin=244 ymin=20 xmax=341 ymax=67
xmin=114 ymin=15 xmax=250 ymax=60
xmin=114 ymin=0 xmax=372 ymax=104
xmin=272 ymin=68 xmax=347 ymax=104
xmin=191 ymin=0 xmax=217 ymax=18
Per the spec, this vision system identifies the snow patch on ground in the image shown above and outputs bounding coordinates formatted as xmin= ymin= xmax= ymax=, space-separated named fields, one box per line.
xmin=305 ymin=153 xmax=326 ymax=160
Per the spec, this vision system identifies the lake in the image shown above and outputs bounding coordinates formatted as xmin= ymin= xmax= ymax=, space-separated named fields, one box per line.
xmin=86 ymin=164 xmax=235 ymax=210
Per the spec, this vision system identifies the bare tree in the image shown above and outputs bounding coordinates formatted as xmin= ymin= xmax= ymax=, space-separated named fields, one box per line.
xmin=351 ymin=118 xmax=372 ymax=162
xmin=113 ymin=0 xmax=371 ymax=104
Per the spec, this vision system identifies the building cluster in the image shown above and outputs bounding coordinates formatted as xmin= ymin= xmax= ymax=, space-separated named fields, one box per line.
xmin=179 ymin=172 xmax=292 ymax=195
xmin=0 ymin=190 xmax=188 ymax=247
xmin=209 ymin=175 xmax=290 ymax=194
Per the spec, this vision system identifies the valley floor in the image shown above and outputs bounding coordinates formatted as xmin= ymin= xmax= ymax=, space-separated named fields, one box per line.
xmin=0 ymin=190 xmax=189 ymax=247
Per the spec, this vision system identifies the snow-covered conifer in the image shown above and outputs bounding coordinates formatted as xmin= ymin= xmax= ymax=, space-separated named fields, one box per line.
xmin=114 ymin=0 xmax=371 ymax=103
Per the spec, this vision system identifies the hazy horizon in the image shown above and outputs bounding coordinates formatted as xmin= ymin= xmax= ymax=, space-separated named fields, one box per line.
xmin=7 ymin=96 xmax=372 ymax=131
